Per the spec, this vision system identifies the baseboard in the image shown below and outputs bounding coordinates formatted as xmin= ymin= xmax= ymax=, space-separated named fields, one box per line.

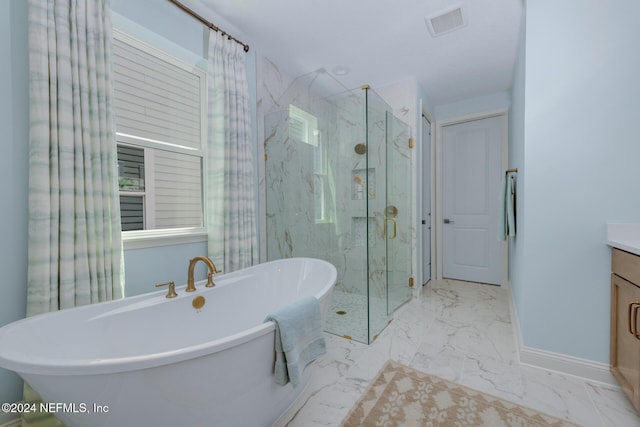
xmin=504 ymin=280 xmax=617 ymax=387
xmin=519 ymin=345 xmax=617 ymax=386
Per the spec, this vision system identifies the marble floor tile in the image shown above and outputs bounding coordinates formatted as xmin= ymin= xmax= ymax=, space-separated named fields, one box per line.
xmin=585 ymin=382 xmax=640 ymax=427
xmin=519 ymin=365 xmax=602 ymax=427
xmin=409 ymin=344 xmax=465 ymax=382
xmin=276 ymin=279 xmax=640 ymax=427
xmin=460 ymin=356 xmax=525 ymax=403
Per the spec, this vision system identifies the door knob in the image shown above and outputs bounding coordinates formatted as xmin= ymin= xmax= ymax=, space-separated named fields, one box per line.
xmin=444 ymin=218 xmax=454 ymax=224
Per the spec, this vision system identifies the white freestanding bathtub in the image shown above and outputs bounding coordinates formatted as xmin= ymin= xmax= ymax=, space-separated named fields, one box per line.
xmin=0 ymin=258 xmax=336 ymax=427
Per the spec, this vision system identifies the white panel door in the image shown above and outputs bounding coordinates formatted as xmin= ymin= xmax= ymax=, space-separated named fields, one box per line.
xmin=442 ymin=116 xmax=502 ymax=285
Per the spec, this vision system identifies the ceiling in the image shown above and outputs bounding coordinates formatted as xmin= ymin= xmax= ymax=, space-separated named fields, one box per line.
xmin=184 ymin=0 xmax=523 ymax=107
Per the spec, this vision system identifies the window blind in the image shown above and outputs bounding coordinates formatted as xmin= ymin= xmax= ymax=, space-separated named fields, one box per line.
xmin=112 ymin=37 xmax=202 ymax=150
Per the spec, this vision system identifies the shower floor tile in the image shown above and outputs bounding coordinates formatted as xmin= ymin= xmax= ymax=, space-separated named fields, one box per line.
xmin=324 ymin=290 xmax=389 ymax=344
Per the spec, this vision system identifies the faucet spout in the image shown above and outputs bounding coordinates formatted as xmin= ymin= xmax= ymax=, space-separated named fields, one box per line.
xmin=186 ymin=256 xmax=220 ymax=292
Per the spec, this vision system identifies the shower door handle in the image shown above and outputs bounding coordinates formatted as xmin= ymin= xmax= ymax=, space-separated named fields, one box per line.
xmin=384 ymin=218 xmax=397 ymax=239
xmin=384 ymin=205 xmax=398 ymax=239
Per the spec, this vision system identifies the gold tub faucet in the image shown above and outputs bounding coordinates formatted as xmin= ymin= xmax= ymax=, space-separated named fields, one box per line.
xmin=186 ymin=256 xmax=221 ymax=292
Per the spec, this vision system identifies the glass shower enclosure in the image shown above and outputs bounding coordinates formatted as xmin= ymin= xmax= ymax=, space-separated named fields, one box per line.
xmin=264 ymin=71 xmax=412 ymax=343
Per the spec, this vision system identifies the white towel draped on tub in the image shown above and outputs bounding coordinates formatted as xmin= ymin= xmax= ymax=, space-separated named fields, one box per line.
xmin=498 ymin=171 xmax=517 ymax=240
xmin=264 ymin=296 xmax=326 ymax=387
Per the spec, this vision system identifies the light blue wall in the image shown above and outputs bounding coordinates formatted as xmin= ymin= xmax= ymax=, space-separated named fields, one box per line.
xmin=124 ymin=242 xmax=208 ymax=296
xmin=111 ymin=0 xmax=205 ymax=58
xmin=418 ymin=82 xmax=434 ymax=116
xmin=518 ymin=0 xmax=640 ymax=362
xmin=0 ymin=0 xmax=29 ymax=406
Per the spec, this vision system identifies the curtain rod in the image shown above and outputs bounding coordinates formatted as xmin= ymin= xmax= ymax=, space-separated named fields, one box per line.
xmin=168 ymin=0 xmax=250 ymax=52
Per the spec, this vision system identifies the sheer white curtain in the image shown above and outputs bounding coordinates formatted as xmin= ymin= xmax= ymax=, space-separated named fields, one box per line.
xmin=27 ymin=0 xmax=123 ymax=317
xmin=206 ymin=31 xmax=258 ymax=272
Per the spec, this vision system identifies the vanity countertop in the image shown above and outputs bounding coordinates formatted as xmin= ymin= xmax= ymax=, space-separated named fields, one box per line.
xmin=606 ymin=223 xmax=640 ymax=256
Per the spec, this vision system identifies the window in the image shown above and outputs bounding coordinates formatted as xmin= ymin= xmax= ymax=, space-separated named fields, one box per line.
xmin=112 ymin=30 xmax=207 ymax=241
xmin=289 ymin=105 xmax=330 ymax=223
xmin=117 ymin=145 xmax=145 ymax=231
xmin=289 ymin=104 xmax=318 ymax=147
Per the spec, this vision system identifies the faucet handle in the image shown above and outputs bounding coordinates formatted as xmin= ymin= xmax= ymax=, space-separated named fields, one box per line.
xmin=205 ymin=273 xmax=215 ymax=288
xmin=204 ymin=261 xmax=222 ymax=288
xmin=156 ymin=281 xmax=178 ymax=298
xmin=204 ymin=264 xmax=222 ymax=288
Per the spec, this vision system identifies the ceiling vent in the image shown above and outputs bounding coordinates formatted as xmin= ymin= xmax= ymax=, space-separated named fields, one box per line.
xmin=425 ymin=5 xmax=466 ymax=37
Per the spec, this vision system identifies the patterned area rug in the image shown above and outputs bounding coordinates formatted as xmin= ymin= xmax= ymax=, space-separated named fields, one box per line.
xmin=341 ymin=360 xmax=580 ymax=427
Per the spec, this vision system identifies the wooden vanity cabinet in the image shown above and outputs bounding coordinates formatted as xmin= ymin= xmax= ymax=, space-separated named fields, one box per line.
xmin=611 ymin=248 xmax=640 ymax=412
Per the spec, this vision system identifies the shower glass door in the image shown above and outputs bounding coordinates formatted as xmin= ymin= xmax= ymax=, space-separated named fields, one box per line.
xmin=386 ymin=112 xmax=412 ymax=314
xmin=365 ymin=88 xmax=391 ymax=341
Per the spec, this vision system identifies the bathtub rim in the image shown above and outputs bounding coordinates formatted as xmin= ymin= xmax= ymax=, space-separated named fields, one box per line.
xmin=0 ymin=257 xmax=336 ymax=377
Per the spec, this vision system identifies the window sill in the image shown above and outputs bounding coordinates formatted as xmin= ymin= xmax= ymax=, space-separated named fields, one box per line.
xmin=122 ymin=228 xmax=208 ymax=250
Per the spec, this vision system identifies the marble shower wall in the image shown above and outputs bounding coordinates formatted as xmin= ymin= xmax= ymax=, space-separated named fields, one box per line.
xmin=261 ymin=65 xmax=370 ymax=297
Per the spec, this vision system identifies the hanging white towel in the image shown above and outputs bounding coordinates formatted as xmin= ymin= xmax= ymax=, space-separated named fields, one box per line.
xmin=497 ymin=171 xmax=517 ymax=240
